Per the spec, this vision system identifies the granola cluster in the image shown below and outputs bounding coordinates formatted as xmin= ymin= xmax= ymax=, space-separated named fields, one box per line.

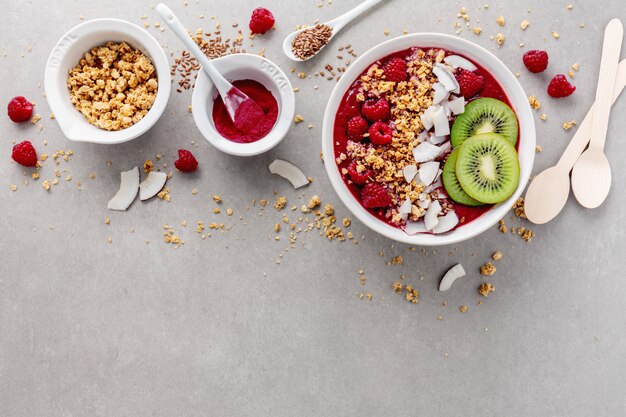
xmin=344 ymin=49 xmax=448 ymax=224
xmin=67 ymin=42 xmax=158 ymax=131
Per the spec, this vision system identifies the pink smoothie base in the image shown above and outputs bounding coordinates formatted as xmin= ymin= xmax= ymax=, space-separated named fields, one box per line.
xmin=332 ymin=47 xmax=519 ymax=231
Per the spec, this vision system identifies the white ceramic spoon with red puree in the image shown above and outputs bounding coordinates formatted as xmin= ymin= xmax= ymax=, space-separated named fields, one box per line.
xmin=157 ymin=3 xmax=264 ymax=132
xmin=525 ymin=58 xmax=626 ymax=224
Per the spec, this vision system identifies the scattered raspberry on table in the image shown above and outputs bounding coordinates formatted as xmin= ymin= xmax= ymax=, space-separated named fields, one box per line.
xmin=7 ymin=96 xmax=33 ymax=123
xmin=11 ymin=140 xmax=38 ymax=167
xmin=249 ymin=7 xmax=275 ymax=34
xmin=523 ymin=50 xmax=549 ymax=73
xmin=361 ymin=182 xmax=392 ymax=208
xmin=361 ymin=97 xmax=390 ymax=122
xmin=383 ymin=57 xmax=407 ymax=83
xmin=456 ymin=69 xmax=484 ymax=99
xmin=174 ymin=149 xmax=198 ymax=172
xmin=547 ymin=74 xmax=576 ymax=98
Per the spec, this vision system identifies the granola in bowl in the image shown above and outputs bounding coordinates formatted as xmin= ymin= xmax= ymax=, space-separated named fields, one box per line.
xmin=67 ymin=41 xmax=158 ymax=131
xmin=324 ymin=35 xmax=534 ymax=244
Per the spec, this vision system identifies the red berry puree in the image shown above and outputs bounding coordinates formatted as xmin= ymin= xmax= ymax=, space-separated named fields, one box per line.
xmin=212 ymin=79 xmax=278 ymax=143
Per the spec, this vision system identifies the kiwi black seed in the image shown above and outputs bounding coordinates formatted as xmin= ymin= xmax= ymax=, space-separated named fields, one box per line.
xmin=442 ymin=148 xmax=485 ymax=207
xmin=455 ymin=133 xmax=520 ymax=204
xmin=451 ymin=98 xmax=519 ymax=148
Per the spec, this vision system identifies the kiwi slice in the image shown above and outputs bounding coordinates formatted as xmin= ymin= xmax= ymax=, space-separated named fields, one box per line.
xmin=451 ymin=98 xmax=519 ymax=148
xmin=442 ymin=148 xmax=484 ymax=207
xmin=455 ymin=133 xmax=520 ymax=204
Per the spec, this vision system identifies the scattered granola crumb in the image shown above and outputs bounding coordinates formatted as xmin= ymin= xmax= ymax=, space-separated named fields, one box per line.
xmin=274 ymin=196 xmax=287 ymax=211
xmin=480 ymin=262 xmax=497 ymax=276
xmin=562 ymin=120 xmax=577 ymax=130
xmin=478 ymin=283 xmax=495 ymax=297
xmin=528 ymin=95 xmax=541 ymax=109
xmin=10 ymin=184 xmax=17 ymax=191
xmin=552 ymin=31 xmax=560 ymax=39
xmin=535 ymin=145 xmax=542 ymax=153
xmin=104 ymin=217 xmax=110 ymax=225
xmin=540 ymin=113 xmax=548 ymax=121
xmin=42 ymin=180 xmax=50 ymax=191
xmin=495 ymin=33 xmax=505 ymax=46
xmin=143 ymin=159 xmax=154 ymax=173
xmin=307 ymin=195 xmax=321 ymax=209
xmin=492 ymin=251 xmax=503 ymax=261
xmin=459 ymin=305 xmax=468 ymax=313
xmin=520 ymin=19 xmax=530 ymax=30
xmin=496 ymin=16 xmax=505 ymax=26
xmin=513 ymin=198 xmax=526 ymax=218
xmin=294 ymin=114 xmax=304 ymax=123
xmin=212 ymin=194 xmax=222 ymax=203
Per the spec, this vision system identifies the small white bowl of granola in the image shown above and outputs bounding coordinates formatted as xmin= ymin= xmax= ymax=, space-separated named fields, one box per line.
xmin=44 ymin=18 xmax=171 ymax=144
xmin=322 ymin=34 xmax=536 ymax=246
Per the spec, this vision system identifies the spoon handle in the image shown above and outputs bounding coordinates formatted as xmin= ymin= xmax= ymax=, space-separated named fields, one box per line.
xmin=328 ymin=0 xmax=385 ymax=32
xmin=156 ymin=3 xmax=231 ymax=98
xmin=588 ymin=19 xmax=623 ymax=150
xmin=557 ymin=59 xmax=626 ymax=170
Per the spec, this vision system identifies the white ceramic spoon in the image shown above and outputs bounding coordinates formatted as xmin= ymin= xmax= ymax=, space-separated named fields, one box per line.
xmin=157 ymin=3 xmax=264 ymax=131
xmin=571 ymin=18 xmax=623 ymax=209
xmin=282 ymin=0 xmax=385 ymax=62
xmin=524 ymin=60 xmax=626 ymax=224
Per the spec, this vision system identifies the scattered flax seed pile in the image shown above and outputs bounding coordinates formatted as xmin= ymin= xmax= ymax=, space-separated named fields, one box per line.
xmin=291 ymin=24 xmax=333 ymax=60
xmin=170 ymin=28 xmax=245 ymax=92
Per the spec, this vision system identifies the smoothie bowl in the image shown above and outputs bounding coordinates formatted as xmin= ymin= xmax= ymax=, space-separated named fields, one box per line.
xmin=192 ymin=54 xmax=295 ymax=157
xmin=322 ymin=34 xmax=535 ymax=245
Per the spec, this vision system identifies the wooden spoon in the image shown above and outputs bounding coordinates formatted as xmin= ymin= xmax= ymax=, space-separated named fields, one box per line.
xmin=525 ymin=59 xmax=626 ymax=224
xmin=571 ymin=19 xmax=623 ymax=208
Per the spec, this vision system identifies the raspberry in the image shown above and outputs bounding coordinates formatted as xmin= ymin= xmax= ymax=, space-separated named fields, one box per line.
xmin=346 ymin=161 xmax=372 ymax=185
xmin=361 ymin=182 xmax=392 ymax=208
xmin=249 ymin=7 xmax=275 ymax=34
xmin=523 ymin=50 xmax=549 ymax=73
xmin=548 ymin=74 xmax=576 ymax=98
xmin=174 ymin=149 xmax=198 ymax=172
xmin=383 ymin=57 xmax=407 ymax=83
xmin=456 ymin=69 xmax=485 ymax=99
xmin=7 ymin=96 xmax=33 ymax=123
xmin=346 ymin=116 xmax=369 ymax=141
xmin=11 ymin=140 xmax=38 ymax=167
xmin=361 ymin=97 xmax=390 ymax=122
xmin=368 ymin=122 xmax=393 ymax=145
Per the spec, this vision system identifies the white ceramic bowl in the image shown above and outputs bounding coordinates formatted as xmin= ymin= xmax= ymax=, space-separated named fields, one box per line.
xmin=192 ymin=54 xmax=295 ymax=157
xmin=322 ymin=34 xmax=536 ymax=246
xmin=44 ymin=18 xmax=171 ymax=144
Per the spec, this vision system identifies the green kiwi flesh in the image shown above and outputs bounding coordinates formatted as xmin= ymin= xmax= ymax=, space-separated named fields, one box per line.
xmin=455 ymin=133 xmax=520 ymax=204
xmin=451 ymin=98 xmax=519 ymax=148
xmin=442 ymin=148 xmax=484 ymax=207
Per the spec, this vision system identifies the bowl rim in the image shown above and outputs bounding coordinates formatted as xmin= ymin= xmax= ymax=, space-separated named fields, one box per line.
xmin=191 ymin=53 xmax=296 ymax=157
xmin=321 ymin=33 xmax=536 ymax=246
xmin=44 ymin=18 xmax=171 ymax=145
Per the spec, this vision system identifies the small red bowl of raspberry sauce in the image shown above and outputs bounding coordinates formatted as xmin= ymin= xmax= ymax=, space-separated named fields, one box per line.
xmin=192 ymin=54 xmax=295 ymax=157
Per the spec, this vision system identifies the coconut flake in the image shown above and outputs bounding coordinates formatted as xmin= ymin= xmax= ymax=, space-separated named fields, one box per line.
xmin=417 ymin=198 xmax=431 ymax=209
xmin=269 ymin=159 xmax=309 ymax=189
xmin=412 ymin=142 xmax=443 ymax=163
xmin=399 ymin=197 xmax=412 ymax=214
xmin=432 ymin=82 xmax=450 ymax=105
xmin=439 ymin=141 xmax=452 ymax=154
xmin=107 ymin=167 xmax=139 ymax=211
xmin=404 ymin=221 xmax=429 ymax=235
xmin=424 ymin=200 xmax=442 ymax=231
xmin=428 ymin=133 xmax=448 ymax=145
xmin=446 ymin=96 xmax=466 ymax=115
xmin=139 ymin=171 xmax=167 ymax=201
xmin=433 ymin=106 xmax=451 ymax=137
xmin=403 ymin=164 xmax=418 ymax=183
xmin=432 ymin=211 xmax=459 ymax=234
xmin=420 ymin=105 xmax=439 ymax=131
xmin=424 ymin=177 xmax=443 ymax=193
xmin=433 ymin=63 xmax=460 ymax=93
xmin=438 ymin=264 xmax=466 ymax=291
xmin=418 ymin=161 xmax=440 ymax=186
xmin=444 ymin=55 xmax=478 ymax=72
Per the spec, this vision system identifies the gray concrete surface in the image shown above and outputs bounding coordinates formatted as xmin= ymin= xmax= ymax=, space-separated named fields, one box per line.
xmin=1 ymin=1 xmax=625 ymax=416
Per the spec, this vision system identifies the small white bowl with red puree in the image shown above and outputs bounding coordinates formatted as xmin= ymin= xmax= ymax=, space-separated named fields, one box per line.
xmin=192 ymin=53 xmax=295 ymax=157
xmin=322 ymin=34 xmax=536 ymax=245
